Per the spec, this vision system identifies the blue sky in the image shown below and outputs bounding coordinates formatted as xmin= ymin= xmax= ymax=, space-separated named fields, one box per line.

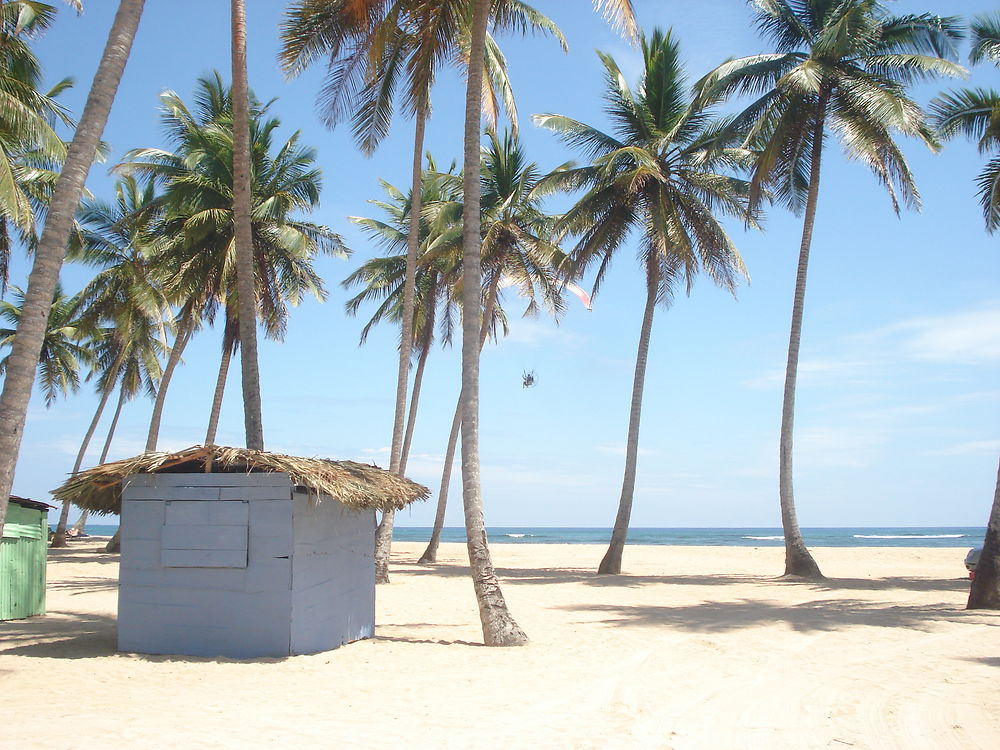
xmin=6 ymin=0 xmax=999 ymax=528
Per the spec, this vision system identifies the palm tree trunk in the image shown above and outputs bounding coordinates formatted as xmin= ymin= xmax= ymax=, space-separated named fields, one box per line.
xmin=399 ymin=319 xmax=433 ymax=475
xmin=460 ymin=0 xmax=527 ymax=647
xmin=51 ymin=367 xmax=121 ymax=547
xmin=419 ymin=392 xmax=461 ymax=565
xmin=70 ymin=509 xmax=89 ymax=536
xmin=778 ymin=94 xmax=827 ymax=580
xmin=69 ymin=384 xmax=126 ymax=538
xmin=205 ymin=326 xmax=237 ymax=445
xmin=0 ymin=0 xmax=145 ymax=537
xmin=598 ymin=255 xmax=658 ymax=575
xmin=231 ymin=0 xmax=264 ymax=451
xmin=145 ymin=305 xmax=195 ymax=452
xmin=419 ymin=282 xmax=498 ymax=565
xmin=968 ymin=456 xmax=1000 ymax=608
xmin=373 ymin=101 xmax=429 ymax=584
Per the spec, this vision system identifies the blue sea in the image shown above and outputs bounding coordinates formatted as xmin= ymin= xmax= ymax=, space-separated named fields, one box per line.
xmin=76 ymin=524 xmax=984 ymax=548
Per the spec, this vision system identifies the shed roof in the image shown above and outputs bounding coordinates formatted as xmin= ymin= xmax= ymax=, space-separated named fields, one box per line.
xmin=50 ymin=445 xmax=430 ymax=515
xmin=9 ymin=496 xmax=55 ymax=512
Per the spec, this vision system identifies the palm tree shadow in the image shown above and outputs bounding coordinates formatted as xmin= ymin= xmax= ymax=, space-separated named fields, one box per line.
xmin=0 ymin=611 xmax=117 ymax=659
xmin=47 ymin=576 xmax=119 ymax=596
xmin=394 ymin=559 xmax=971 ymax=594
xmin=559 ymin=599 xmax=998 ymax=634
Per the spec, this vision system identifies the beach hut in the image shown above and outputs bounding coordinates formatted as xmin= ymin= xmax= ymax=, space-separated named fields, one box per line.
xmin=1 ymin=496 xmax=53 ymax=621
xmin=51 ymin=446 xmax=428 ymax=658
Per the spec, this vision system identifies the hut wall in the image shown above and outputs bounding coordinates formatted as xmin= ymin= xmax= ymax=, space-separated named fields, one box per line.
xmin=1 ymin=501 xmax=48 ymax=621
xmin=117 ymin=473 xmax=374 ymax=659
xmin=290 ymin=490 xmax=375 ymax=654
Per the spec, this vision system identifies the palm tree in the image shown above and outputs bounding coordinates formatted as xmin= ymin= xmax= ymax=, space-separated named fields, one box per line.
xmin=421 ymin=129 xmax=566 ymax=565
xmin=0 ymin=283 xmax=95 ymax=407
xmin=447 ymin=0 xmax=636 ymax=645
xmin=932 ymin=14 xmax=1000 ymax=232
xmin=931 ymin=13 xmax=1000 ymax=609
xmin=51 ymin=176 xmax=168 ymax=547
xmin=0 ymin=0 xmax=145 ymax=537
xmin=697 ymin=0 xmax=963 ymax=578
xmin=118 ymin=75 xmax=345 ymax=449
xmin=345 ymin=157 xmax=462 ymax=461
xmin=281 ymin=0 xmax=565 ymax=584
xmin=0 ymin=0 xmax=80 ymax=293
xmin=230 ymin=0 xmax=262 ymax=449
xmin=536 ymin=29 xmax=751 ymax=575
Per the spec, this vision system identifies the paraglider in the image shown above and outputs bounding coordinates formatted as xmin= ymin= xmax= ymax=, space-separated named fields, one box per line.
xmin=522 ymin=370 xmax=536 ymax=388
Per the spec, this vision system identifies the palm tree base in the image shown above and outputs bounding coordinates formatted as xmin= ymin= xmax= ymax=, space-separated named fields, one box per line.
xmin=49 ymin=532 xmax=68 ymax=548
xmin=482 ymin=613 xmax=529 ymax=646
xmin=967 ymin=536 xmax=999 ymax=609
xmin=105 ymin=529 xmax=121 ymax=553
xmin=417 ymin=550 xmax=437 ymax=564
xmin=597 ymin=546 xmax=623 ymax=575
xmin=783 ymin=547 xmax=824 ymax=579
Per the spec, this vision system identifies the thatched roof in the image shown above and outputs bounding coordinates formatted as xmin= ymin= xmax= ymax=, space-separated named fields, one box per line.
xmin=51 ymin=445 xmax=429 ymax=516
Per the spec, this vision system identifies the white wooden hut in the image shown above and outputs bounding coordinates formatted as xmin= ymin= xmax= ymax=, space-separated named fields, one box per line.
xmin=51 ymin=446 xmax=428 ymax=659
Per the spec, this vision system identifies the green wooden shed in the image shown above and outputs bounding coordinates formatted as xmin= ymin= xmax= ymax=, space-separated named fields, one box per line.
xmin=1 ymin=496 xmax=52 ymax=621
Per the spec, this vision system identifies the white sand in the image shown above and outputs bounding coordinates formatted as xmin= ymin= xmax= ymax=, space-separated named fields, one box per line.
xmin=2 ymin=540 xmax=998 ymax=749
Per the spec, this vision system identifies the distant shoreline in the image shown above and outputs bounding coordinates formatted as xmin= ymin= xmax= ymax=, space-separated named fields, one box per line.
xmin=62 ymin=524 xmax=985 ymax=548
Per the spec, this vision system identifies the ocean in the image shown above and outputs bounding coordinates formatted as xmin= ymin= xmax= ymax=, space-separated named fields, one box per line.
xmin=75 ymin=524 xmax=985 ymax=548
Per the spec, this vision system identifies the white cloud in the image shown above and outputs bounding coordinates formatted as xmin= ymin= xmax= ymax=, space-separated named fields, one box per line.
xmin=855 ymin=303 xmax=1000 ymax=366
xmin=745 ymin=302 xmax=1000 ymax=390
xmin=502 ymin=316 xmax=581 ymax=348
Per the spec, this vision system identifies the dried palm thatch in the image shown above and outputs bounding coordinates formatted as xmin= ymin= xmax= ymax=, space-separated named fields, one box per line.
xmin=51 ymin=445 xmax=429 ymax=515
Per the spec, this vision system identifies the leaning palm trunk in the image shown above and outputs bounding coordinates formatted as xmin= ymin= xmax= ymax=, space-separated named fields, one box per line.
xmin=52 ymin=360 xmax=124 ymax=547
xmin=145 ymin=305 xmax=195 ymax=451
xmin=598 ymin=258 xmax=658 ymax=575
xmin=398 ymin=343 xmax=429 ymax=475
xmin=70 ymin=510 xmax=90 ymax=536
xmin=373 ymin=102 xmax=428 ymax=584
xmin=205 ymin=327 xmax=237 ymax=445
xmin=67 ymin=382 xmax=126 ymax=539
xmin=777 ymin=96 xmax=827 ymax=580
xmin=968 ymin=456 xmax=1000 ymax=608
xmin=459 ymin=0 xmax=526 ymax=646
xmin=231 ymin=0 xmax=264 ymax=450
xmin=419 ymin=284 xmax=498 ymax=564
xmin=0 ymin=0 xmax=145 ymax=537
xmin=87 ymin=385 xmax=128 ymax=545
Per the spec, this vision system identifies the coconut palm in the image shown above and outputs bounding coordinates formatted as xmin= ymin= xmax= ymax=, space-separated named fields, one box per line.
xmin=932 ymin=13 xmax=1000 ymax=232
xmin=0 ymin=0 xmax=145 ymax=537
xmin=345 ymin=157 xmax=463 ymax=467
xmin=281 ymin=0 xmax=565 ymax=584
xmin=930 ymin=13 xmax=1000 ymax=609
xmin=117 ymin=74 xmax=346 ymax=449
xmin=448 ymin=0 xmax=636 ymax=645
xmin=696 ymin=0 xmax=963 ymax=578
xmin=0 ymin=1 xmax=80 ymax=293
xmin=0 ymin=283 xmax=95 ymax=407
xmin=535 ymin=29 xmax=751 ymax=575
xmin=229 ymin=0 xmax=262 ymax=449
xmin=51 ymin=177 xmax=168 ymax=547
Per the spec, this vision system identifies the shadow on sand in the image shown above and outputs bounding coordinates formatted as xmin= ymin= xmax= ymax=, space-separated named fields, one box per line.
xmin=393 ymin=557 xmax=972 ymax=595
xmin=556 ymin=598 xmax=998 ymax=634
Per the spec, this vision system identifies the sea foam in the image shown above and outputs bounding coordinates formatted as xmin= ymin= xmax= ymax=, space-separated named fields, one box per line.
xmin=853 ymin=534 xmax=965 ymax=539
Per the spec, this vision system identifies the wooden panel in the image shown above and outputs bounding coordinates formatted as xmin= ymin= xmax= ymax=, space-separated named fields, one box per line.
xmin=162 ymin=524 xmax=248 ymax=551
xmin=161 ymin=548 xmax=248 ymax=568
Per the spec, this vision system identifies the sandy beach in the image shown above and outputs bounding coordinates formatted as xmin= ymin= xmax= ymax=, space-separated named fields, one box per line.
xmin=2 ymin=540 xmax=998 ymax=749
